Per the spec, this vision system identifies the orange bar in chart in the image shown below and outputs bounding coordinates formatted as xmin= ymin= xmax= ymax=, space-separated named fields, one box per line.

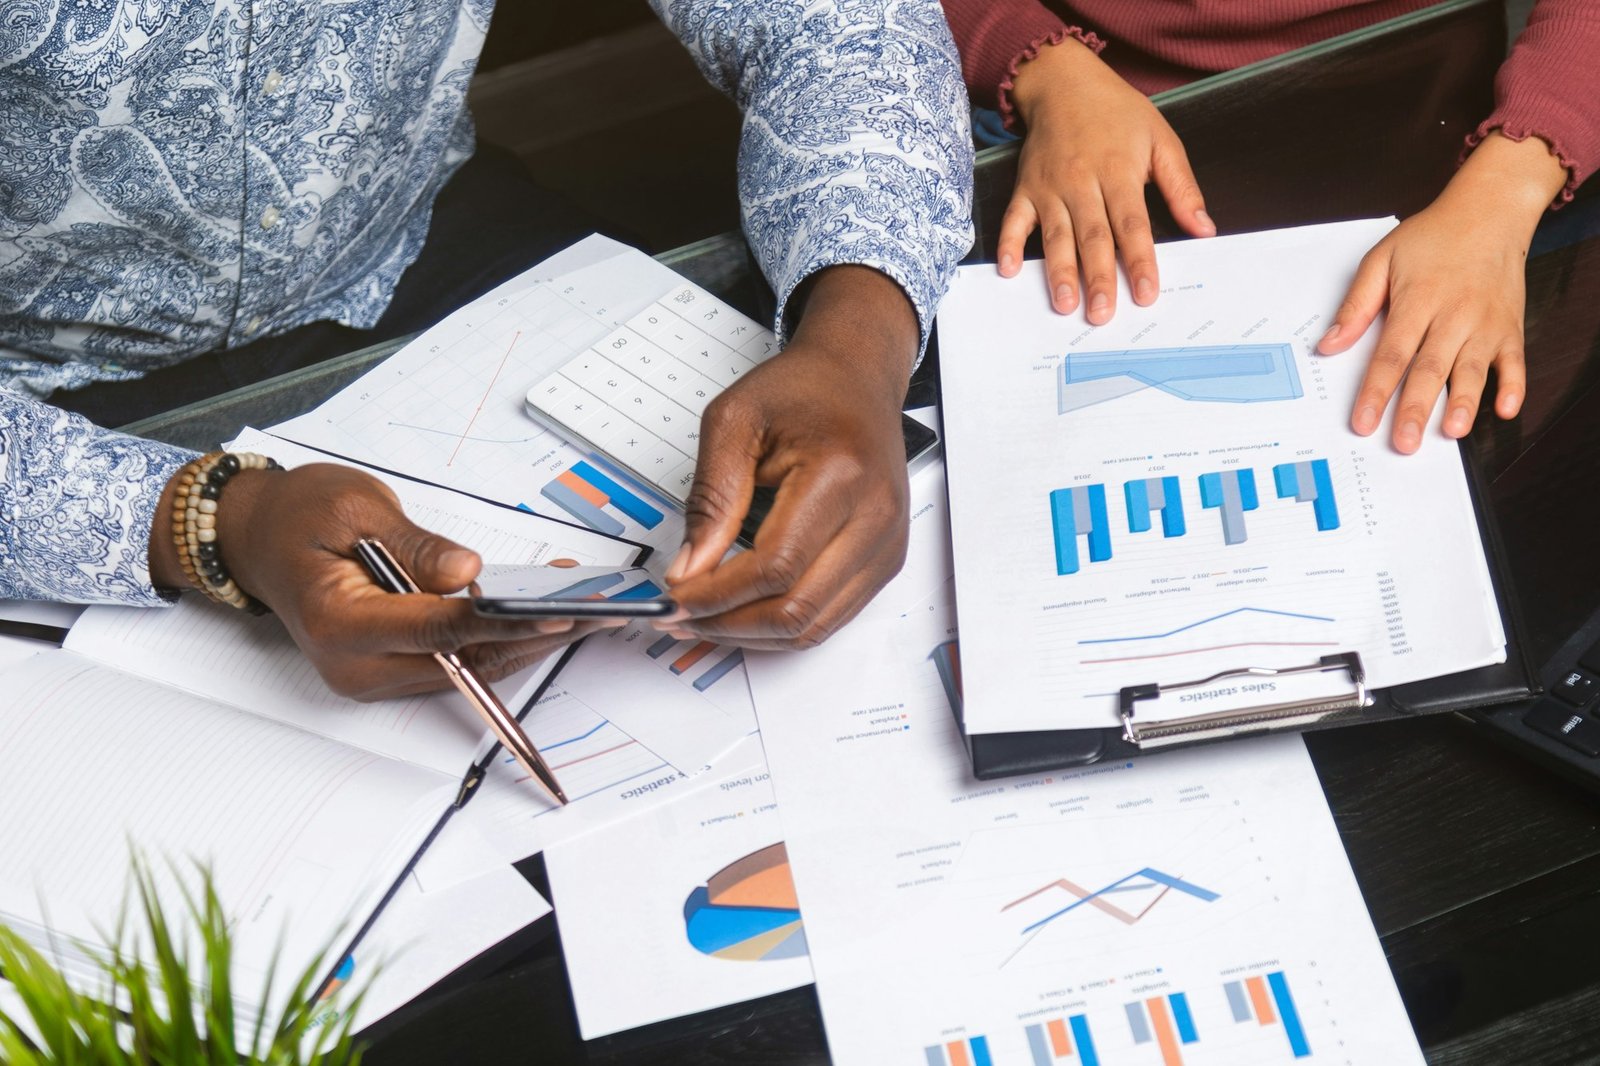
xmin=946 ymin=1039 xmax=973 ymax=1066
xmin=1245 ymin=975 xmax=1277 ymax=1025
xmin=1146 ymin=997 xmax=1184 ymax=1066
xmin=1046 ymin=1017 xmax=1072 ymax=1056
xmin=557 ymin=469 xmax=611 ymax=508
xmin=670 ymin=641 xmax=717 ymax=674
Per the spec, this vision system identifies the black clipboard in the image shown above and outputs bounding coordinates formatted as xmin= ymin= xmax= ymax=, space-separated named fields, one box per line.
xmin=947 ymin=438 xmax=1538 ymax=779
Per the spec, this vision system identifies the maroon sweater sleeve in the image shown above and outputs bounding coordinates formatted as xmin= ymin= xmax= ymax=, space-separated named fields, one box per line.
xmin=940 ymin=0 xmax=1105 ymax=120
xmin=1467 ymin=0 xmax=1600 ymax=204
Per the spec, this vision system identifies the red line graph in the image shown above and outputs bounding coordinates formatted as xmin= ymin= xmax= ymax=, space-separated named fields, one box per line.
xmin=1080 ymin=640 xmax=1338 ymax=666
xmin=448 ymin=329 xmax=521 ymax=467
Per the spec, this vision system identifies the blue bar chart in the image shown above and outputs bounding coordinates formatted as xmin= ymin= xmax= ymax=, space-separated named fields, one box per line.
xmin=1049 ymin=484 xmax=1113 ymax=575
xmin=924 ymin=1035 xmax=993 ymax=1066
xmin=1273 ymin=459 xmax=1340 ymax=531
xmin=1198 ymin=470 xmax=1259 ymax=545
xmin=1126 ymin=992 xmax=1200 ymax=1065
xmin=1025 ymin=1015 xmax=1099 ymax=1065
xmin=1223 ymin=970 xmax=1311 ymax=1058
xmin=540 ymin=457 xmax=668 ymax=534
xmin=1125 ymin=476 xmax=1186 ymax=537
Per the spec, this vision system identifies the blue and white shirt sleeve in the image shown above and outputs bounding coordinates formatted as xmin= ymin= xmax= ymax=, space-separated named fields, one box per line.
xmin=0 ymin=390 xmax=193 ymax=605
xmin=651 ymin=0 xmax=975 ymax=352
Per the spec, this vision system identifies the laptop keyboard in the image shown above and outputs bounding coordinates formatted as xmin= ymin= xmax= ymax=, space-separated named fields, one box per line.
xmin=1522 ymin=639 xmax=1600 ymax=756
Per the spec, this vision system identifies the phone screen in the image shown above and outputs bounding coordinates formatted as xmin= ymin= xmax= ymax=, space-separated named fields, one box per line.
xmin=471 ymin=564 xmax=676 ymax=618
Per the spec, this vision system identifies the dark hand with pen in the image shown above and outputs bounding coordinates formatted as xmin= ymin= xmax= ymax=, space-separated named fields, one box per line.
xmin=148 ymin=463 xmax=608 ymax=700
xmin=655 ymin=265 xmax=919 ymax=650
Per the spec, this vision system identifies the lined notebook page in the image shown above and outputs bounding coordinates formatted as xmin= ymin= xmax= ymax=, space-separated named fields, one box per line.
xmin=0 ymin=652 xmax=449 ymax=1005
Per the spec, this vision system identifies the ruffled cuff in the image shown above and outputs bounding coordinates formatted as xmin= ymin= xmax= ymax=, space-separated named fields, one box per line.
xmin=1462 ymin=121 xmax=1582 ymax=209
xmin=998 ymin=27 xmax=1108 ymax=132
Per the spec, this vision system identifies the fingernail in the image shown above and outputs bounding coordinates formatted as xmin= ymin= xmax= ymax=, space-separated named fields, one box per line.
xmin=1499 ymin=393 xmax=1522 ymax=417
xmin=1396 ymin=421 xmax=1422 ymax=452
xmin=1195 ymin=209 xmax=1215 ymax=234
xmin=1445 ymin=408 xmax=1472 ymax=437
xmin=1319 ymin=323 xmax=1341 ymax=347
xmin=1353 ymin=405 xmax=1379 ymax=435
xmin=1134 ymin=277 xmax=1155 ymax=304
xmin=667 ymin=628 xmax=694 ymax=641
xmin=439 ymin=548 xmax=475 ymax=576
xmin=601 ymin=618 xmax=630 ymax=629
xmin=537 ymin=618 xmax=576 ymax=634
xmin=1053 ymin=284 xmax=1074 ymax=312
xmin=664 ymin=544 xmax=691 ymax=584
xmin=1089 ymin=292 xmax=1109 ymax=321
xmin=547 ymin=557 xmax=579 ymax=569
xmin=999 ymin=253 xmax=1015 ymax=274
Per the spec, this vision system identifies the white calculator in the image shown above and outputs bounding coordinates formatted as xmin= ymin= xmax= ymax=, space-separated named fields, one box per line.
xmin=523 ymin=281 xmax=778 ymax=506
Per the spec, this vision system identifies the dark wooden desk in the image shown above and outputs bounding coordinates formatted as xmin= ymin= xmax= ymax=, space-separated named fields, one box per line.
xmin=364 ymin=3 xmax=1600 ymax=1062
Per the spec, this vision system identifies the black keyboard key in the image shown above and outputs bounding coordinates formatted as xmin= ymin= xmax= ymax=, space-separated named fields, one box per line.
xmin=1552 ymin=670 xmax=1599 ymax=707
xmin=1525 ymin=699 xmax=1600 ymax=756
xmin=1579 ymin=639 xmax=1600 ymax=676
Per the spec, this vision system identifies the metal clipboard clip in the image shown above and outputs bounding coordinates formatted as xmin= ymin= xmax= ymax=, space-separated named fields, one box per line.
xmin=1119 ymin=652 xmax=1372 ymax=750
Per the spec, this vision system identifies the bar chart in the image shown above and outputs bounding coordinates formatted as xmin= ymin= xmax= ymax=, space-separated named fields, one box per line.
xmin=924 ymin=1035 xmax=994 ymax=1066
xmin=1223 ymin=970 xmax=1311 ymax=1058
xmin=1198 ymin=470 xmax=1258 ymax=545
xmin=645 ymin=634 xmax=746 ymax=693
xmin=1057 ymin=344 xmax=1303 ymax=414
xmin=1125 ymin=477 xmax=1186 ymax=538
xmin=1025 ymin=1015 xmax=1100 ymax=1066
xmin=1050 ymin=484 xmax=1113 ymax=575
xmin=540 ymin=457 xmax=667 ymax=536
xmin=1272 ymin=460 xmax=1340 ymax=532
xmin=1125 ymin=992 xmax=1200 ymax=1065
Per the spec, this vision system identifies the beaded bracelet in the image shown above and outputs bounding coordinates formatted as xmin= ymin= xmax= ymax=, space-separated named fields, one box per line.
xmin=170 ymin=450 xmax=282 ymax=613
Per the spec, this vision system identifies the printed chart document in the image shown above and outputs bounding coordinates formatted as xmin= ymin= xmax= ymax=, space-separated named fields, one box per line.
xmin=545 ymin=757 xmax=811 ymax=1038
xmin=746 ymin=600 xmax=1426 ymax=1066
xmin=938 ymin=219 xmax=1505 ymax=734
xmin=271 ymin=235 xmax=758 ymax=767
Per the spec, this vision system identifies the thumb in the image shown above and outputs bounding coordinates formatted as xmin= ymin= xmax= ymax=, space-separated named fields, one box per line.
xmin=378 ymin=511 xmax=481 ymax=594
xmin=669 ymin=395 xmax=760 ymax=585
xmin=1318 ymin=243 xmax=1391 ymax=355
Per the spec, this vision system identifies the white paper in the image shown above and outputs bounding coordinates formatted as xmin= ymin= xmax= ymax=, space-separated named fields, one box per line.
xmin=547 ymin=759 xmax=809 ymax=1038
xmin=0 ymin=653 xmax=451 ymax=1027
xmin=937 ymin=219 xmax=1505 ymax=733
xmin=332 ymin=863 xmax=551 ymax=1033
xmin=746 ymin=601 xmax=1426 ymax=1066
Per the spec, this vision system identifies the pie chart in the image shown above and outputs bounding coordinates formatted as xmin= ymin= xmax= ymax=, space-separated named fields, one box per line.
xmin=683 ymin=842 xmax=808 ymax=962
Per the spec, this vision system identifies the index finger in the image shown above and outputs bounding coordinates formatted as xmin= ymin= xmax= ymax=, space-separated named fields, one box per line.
xmin=667 ymin=463 xmax=861 ymax=620
xmin=336 ymin=587 xmax=575 ymax=656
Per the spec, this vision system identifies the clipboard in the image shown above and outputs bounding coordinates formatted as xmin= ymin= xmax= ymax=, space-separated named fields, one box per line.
xmin=949 ymin=440 xmax=1539 ymax=779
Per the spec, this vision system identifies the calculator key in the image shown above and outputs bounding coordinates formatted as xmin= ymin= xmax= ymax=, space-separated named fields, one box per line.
xmin=639 ymin=350 xmax=693 ymax=390
xmin=739 ymin=334 xmax=778 ymax=362
xmin=702 ymin=349 xmax=758 ymax=389
xmin=638 ymin=440 xmax=689 ymax=484
xmin=597 ymin=326 xmax=644 ymax=361
xmin=681 ymin=335 xmax=737 ymax=375
xmin=648 ymin=400 xmax=702 ymax=455
xmin=609 ymin=426 xmax=662 ymax=470
xmin=1552 ymin=670 xmax=1599 ymax=708
xmin=628 ymin=305 xmax=673 ymax=339
xmin=658 ymin=366 xmax=716 ymax=414
xmin=663 ymin=457 xmax=698 ymax=501
xmin=652 ymin=322 xmax=696 ymax=357
xmin=526 ymin=374 xmax=577 ymax=411
xmin=1524 ymin=699 xmax=1600 ymax=756
xmin=562 ymin=350 xmax=623 ymax=396
xmin=572 ymin=408 xmax=643 ymax=454
xmin=543 ymin=383 xmax=604 ymax=426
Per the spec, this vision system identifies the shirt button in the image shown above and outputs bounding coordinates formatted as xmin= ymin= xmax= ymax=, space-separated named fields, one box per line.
xmin=246 ymin=315 xmax=264 ymax=334
xmin=262 ymin=70 xmax=284 ymax=95
xmin=259 ymin=206 xmax=281 ymax=230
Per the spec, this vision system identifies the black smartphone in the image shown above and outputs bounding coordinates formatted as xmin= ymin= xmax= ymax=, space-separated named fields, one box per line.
xmin=470 ymin=565 xmax=677 ymax=619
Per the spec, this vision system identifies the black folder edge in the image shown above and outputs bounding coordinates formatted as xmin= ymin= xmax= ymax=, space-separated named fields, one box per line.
xmin=956 ymin=436 xmax=1539 ymax=779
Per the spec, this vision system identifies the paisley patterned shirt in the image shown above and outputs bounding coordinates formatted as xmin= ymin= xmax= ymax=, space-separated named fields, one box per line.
xmin=0 ymin=0 xmax=973 ymax=605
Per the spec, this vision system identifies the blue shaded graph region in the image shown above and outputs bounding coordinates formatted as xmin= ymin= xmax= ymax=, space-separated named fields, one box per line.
xmin=1274 ymin=459 xmax=1340 ymax=531
xmin=1058 ymin=344 xmax=1302 ymax=413
xmin=1077 ymin=606 xmax=1337 ymax=646
xmin=1199 ymin=469 xmax=1258 ymax=545
xmin=1125 ymin=476 xmax=1185 ymax=537
xmin=1050 ymin=485 xmax=1112 ymax=575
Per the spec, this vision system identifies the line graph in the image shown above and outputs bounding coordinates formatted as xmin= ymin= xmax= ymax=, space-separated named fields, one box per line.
xmin=450 ymin=329 xmax=521 ymax=466
xmin=1080 ymin=639 xmax=1340 ymax=665
xmin=1007 ymin=868 xmax=1219 ymax=935
xmin=1077 ymin=607 xmax=1336 ymax=646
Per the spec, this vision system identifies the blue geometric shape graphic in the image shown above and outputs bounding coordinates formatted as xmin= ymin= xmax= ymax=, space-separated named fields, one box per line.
xmin=1058 ymin=344 xmax=1302 ymax=413
xmin=1273 ymin=458 xmax=1340 ymax=531
xmin=1125 ymin=476 xmax=1186 ymax=537
xmin=1049 ymin=484 xmax=1113 ymax=575
xmin=1198 ymin=469 xmax=1259 ymax=545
